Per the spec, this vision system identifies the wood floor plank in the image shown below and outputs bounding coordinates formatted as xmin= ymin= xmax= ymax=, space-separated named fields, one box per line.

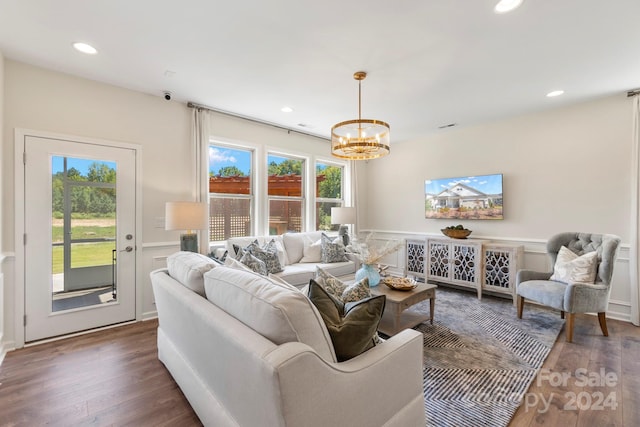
xmin=1 ymin=313 xmax=638 ymax=427
xmin=511 ymin=315 xmax=640 ymax=427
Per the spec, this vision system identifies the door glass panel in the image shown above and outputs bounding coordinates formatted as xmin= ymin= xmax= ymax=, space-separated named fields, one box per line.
xmin=51 ymin=156 xmax=118 ymax=312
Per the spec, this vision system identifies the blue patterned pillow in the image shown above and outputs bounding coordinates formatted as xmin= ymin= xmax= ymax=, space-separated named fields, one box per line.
xmin=239 ymin=251 xmax=267 ymax=276
xmin=246 ymin=239 xmax=284 ymax=274
xmin=320 ymin=233 xmax=348 ymax=263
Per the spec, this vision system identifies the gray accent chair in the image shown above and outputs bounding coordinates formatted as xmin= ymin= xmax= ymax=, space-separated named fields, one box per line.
xmin=516 ymin=232 xmax=621 ymax=343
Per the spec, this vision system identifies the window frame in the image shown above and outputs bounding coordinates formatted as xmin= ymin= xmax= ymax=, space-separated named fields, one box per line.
xmin=207 ymin=141 xmax=256 ymax=244
xmin=315 ymin=159 xmax=346 ymax=231
xmin=266 ymin=151 xmax=306 ymax=234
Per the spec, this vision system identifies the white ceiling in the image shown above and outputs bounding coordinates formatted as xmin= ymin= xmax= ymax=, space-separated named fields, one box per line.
xmin=1 ymin=0 xmax=640 ymax=143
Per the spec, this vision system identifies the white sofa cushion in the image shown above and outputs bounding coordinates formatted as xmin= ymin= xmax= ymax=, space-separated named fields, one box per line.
xmin=283 ymin=231 xmax=323 ymax=264
xmin=273 ymin=261 xmax=354 ymax=287
xmin=166 ymin=251 xmax=220 ymax=296
xmin=204 ymin=266 xmax=337 ymax=362
xmin=300 ymin=236 xmax=322 ymax=263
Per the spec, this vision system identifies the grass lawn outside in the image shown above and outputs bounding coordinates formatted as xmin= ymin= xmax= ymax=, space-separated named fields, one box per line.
xmin=51 ymin=225 xmax=116 ymax=274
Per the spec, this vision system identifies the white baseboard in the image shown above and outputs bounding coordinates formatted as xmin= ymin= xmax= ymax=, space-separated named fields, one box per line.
xmin=142 ymin=310 xmax=158 ymax=321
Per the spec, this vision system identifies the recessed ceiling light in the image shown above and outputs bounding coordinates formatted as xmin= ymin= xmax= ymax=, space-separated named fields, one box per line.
xmin=72 ymin=42 xmax=97 ymax=55
xmin=494 ymin=0 xmax=524 ymax=14
xmin=281 ymin=106 xmax=294 ymax=113
xmin=546 ymin=90 xmax=565 ymax=98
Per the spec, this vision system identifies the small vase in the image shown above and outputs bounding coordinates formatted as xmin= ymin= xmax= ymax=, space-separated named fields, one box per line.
xmin=355 ymin=264 xmax=381 ymax=287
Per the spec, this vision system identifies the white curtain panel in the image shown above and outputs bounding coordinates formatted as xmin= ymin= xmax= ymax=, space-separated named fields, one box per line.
xmin=630 ymin=95 xmax=640 ymax=326
xmin=192 ymin=107 xmax=213 ymax=254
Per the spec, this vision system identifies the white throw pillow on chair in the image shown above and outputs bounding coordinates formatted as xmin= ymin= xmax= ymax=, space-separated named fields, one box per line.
xmin=550 ymin=246 xmax=598 ymax=285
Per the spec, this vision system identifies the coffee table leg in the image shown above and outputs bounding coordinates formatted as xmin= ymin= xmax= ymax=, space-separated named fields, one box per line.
xmin=430 ymin=296 xmax=435 ymax=325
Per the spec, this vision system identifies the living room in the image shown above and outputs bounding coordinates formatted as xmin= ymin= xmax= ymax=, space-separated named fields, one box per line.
xmin=1 ymin=1 xmax=640 ymax=426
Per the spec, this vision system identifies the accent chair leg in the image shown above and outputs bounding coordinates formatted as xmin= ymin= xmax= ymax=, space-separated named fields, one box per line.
xmin=517 ymin=296 xmax=524 ymax=319
xmin=561 ymin=311 xmax=565 ymax=319
xmin=566 ymin=312 xmax=575 ymax=343
xmin=598 ymin=312 xmax=609 ymax=337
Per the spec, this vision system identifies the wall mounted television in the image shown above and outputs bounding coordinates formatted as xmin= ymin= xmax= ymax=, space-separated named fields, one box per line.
xmin=425 ymin=173 xmax=503 ymax=220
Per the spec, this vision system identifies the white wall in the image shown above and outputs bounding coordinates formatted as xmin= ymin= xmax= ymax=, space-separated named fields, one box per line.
xmin=360 ymin=94 xmax=634 ymax=320
xmin=1 ymin=60 xmax=333 ymax=349
xmin=0 ymin=51 xmax=5 ymax=361
xmin=1 ymin=59 xmax=635 ymax=350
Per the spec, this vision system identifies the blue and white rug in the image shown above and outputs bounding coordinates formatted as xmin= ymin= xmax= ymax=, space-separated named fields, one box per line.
xmin=409 ymin=286 xmax=564 ymax=427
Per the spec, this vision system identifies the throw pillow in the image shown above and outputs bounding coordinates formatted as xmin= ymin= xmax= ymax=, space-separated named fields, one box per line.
xmin=307 ymin=280 xmax=385 ymax=362
xmin=300 ymin=238 xmax=323 ymax=263
xmin=239 ymin=251 xmax=268 ymax=276
xmin=550 ymin=246 xmax=599 ymax=285
xmin=233 ymin=240 xmax=259 ymax=260
xmin=320 ymin=233 xmax=348 ymax=263
xmin=315 ymin=266 xmax=370 ymax=303
xmin=247 ymin=239 xmax=284 ymax=274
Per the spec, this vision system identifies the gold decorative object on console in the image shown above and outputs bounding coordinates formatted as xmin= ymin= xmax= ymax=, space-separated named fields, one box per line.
xmin=331 ymin=71 xmax=390 ymax=160
xmin=382 ymin=276 xmax=418 ymax=291
xmin=441 ymin=226 xmax=472 ymax=239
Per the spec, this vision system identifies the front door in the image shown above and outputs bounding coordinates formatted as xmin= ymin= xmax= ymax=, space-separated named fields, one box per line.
xmin=23 ymin=135 xmax=137 ymax=342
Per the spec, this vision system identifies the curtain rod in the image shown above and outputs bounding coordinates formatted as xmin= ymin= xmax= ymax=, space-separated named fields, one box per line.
xmin=187 ymin=101 xmax=330 ymax=142
xmin=627 ymin=89 xmax=640 ymax=97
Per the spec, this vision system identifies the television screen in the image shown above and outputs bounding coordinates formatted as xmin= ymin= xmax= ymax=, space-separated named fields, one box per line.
xmin=425 ymin=173 xmax=503 ymax=220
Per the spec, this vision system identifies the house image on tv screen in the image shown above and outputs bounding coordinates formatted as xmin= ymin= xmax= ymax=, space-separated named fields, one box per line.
xmin=425 ymin=174 xmax=503 ymax=220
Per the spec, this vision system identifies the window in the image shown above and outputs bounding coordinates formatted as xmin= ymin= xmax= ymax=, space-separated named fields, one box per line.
xmin=208 ymin=144 xmax=253 ymax=241
xmin=316 ymin=162 xmax=344 ymax=231
xmin=267 ymin=154 xmax=304 ymax=235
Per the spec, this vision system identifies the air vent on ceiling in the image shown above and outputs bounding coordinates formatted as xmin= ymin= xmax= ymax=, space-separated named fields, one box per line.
xmin=438 ymin=123 xmax=457 ymax=129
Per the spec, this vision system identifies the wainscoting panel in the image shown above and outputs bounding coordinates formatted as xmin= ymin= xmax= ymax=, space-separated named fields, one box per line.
xmin=362 ymin=230 xmax=632 ymax=322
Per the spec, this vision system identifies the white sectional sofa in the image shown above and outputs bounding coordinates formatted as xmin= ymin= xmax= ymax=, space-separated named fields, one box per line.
xmin=225 ymin=231 xmax=358 ymax=287
xmin=151 ymin=251 xmax=426 ymax=427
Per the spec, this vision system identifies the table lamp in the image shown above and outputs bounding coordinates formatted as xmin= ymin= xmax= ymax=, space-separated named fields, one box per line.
xmin=165 ymin=201 xmax=208 ymax=252
xmin=331 ymin=206 xmax=356 ymax=246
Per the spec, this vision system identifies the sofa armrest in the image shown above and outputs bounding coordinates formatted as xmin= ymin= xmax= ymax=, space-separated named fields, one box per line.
xmin=345 ymin=252 xmax=361 ymax=270
xmin=516 ymin=269 xmax=552 ymax=286
xmin=264 ymin=329 xmax=425 ymax=427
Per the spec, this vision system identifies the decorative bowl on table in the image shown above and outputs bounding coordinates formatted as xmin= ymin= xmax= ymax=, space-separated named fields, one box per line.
xmin=382 ymin=276 xmax=418 ymax=291
xmin=441 ymin=228 xmax=472 ymax=239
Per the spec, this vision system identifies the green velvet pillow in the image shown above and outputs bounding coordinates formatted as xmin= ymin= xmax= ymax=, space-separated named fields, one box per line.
xmin=307 ymin=279 xmax=385 ymax=362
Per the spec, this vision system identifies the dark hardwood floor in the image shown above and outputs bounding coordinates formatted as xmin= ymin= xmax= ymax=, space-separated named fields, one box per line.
xmin=0 ymin=320 xmax=201 ymax=427
xmin=0 ymin=315 xmax=638 ymax=426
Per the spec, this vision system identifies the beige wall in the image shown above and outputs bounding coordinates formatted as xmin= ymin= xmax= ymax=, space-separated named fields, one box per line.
xmin=0 ymin=51 xmax=5 ymax=358
xmin=360 ymin=94 xmax=634 ymax=319
xmin=1 ymin=59 xmax=636 ymax=349
xmin=1 ymin=60 xmax=334 ymax=349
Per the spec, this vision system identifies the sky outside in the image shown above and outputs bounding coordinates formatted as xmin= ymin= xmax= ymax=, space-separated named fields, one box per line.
xmin=209 ymin=146 xmax=251 ymax=175
xmin=209 ymin=146 xmax=331 ymax=175
xmin=52 ymin=156 xmax=116 ymax=175
xmin=425 ymin=174 xmax=503 ymax=195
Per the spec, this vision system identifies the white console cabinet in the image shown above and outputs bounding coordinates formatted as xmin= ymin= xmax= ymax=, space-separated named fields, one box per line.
xmin=425 ymin=237 xmax=487 ymax=298
xmin=407 ymin=237 xmax=523 ymax=303
xmin=482 ymin=243 xmax=524 ymax=305
xmin=405 ymin=239 xmax=426 ymax=280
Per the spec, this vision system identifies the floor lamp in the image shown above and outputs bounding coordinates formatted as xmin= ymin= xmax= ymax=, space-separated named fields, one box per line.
xmin=331 ymin=207 xmax=356 ymax=246
xmin=165 ymin=201 xmax=208 ymax=252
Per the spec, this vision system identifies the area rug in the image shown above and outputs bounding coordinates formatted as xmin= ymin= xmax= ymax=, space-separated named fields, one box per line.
xmin=406 ymin=286 xmax=564 ymax=427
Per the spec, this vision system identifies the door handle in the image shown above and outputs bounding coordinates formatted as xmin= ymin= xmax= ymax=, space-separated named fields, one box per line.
xmin=120 ymin=246 xmax=133 ymax=253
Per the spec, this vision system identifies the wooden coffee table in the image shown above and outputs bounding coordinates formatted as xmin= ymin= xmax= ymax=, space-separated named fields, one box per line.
xmin=370 ymin=282 xmax=437 ymax=336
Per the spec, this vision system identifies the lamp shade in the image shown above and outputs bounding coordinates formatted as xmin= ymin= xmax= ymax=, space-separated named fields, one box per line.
xmin=165 ymin=202 xmax=208 ymax=231
xmin=331 ymin=207 xmax=356 ymax=225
